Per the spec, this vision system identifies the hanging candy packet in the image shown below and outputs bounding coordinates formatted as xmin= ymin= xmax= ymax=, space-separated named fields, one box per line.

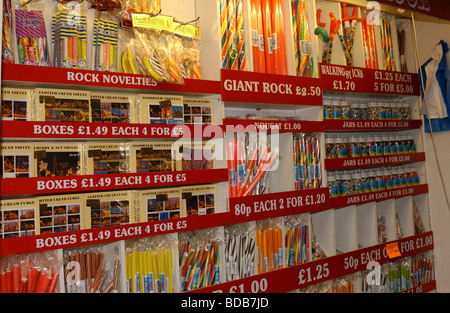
xmin=119 ymin=26 xmax=142 ymax=74
xmin=89 ymin=0 xmax=121 ymax=72
xmin=284 ymin=214 xmax=309 ymax=266
xmin=131 ymin=13 xmax=183 ymax=84
xmin=2 ymin=0 xmax=14 ymax=63
xmin=0 ymin=250 xmax=61 ymax=293
xmin=14 ymin=0 xmax=51 ymax=66
xmin=178 ymin=228 xmax=222 ymax=291
xmin=173 ymin=21 xmax=202 ymax=80
xmin=125 ymin=234 xmax=177 ymax=293
xmin=224 ymin=222 xmax=256 ymax=281
xmin=51 ymin=0 xmax=88 ymax=69
xmin=92 ymin=13 xmax=119 ymax=72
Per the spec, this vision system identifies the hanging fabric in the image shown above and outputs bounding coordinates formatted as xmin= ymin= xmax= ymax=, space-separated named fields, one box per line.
xmin=419 ymin=40 xmax=450 ymax=133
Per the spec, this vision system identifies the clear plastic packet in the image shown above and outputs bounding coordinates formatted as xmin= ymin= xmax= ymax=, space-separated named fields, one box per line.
xmin=306 ymin=280 xmax=333 ymax=293
xmin=173 ymin=20 xmax=201 ymax=80
xmin=51 ymin=0 xmax=88 ymax=69
xmin=92 ymin=12 xmax=120 ymax=72
xmin=125 ymin=234 xmax=177 ymax=293
xmin=255 ymin=218 xmax=283 ymax=273
xmin=293 ymin=133 xmax=321 ymax=190
xmin=64 ymin=244 xmax=120 ymax=293
xmin=226 ymin=130 xmax=277 ymax=198
xmin=0 ymin=250 xmax=61 ymax=293
xmin=284 ymin=214 xmax=309 ymax=266
xmin=411 ymin=251 xmax=434 ymax=287
xmin=118 ymin=26 xmax=142 ymax=74
xmin=131 ymin=13 xmax=183 ymax=84
xmin=14 ymin=0 xmax=52 ymax=66
xmin=2 ymin=0 xmax=15 ymax=63
xmin=178 ymin=228 xmax=223 ymax=291
xmin=224 ymin=222 xmax=256 ymax=282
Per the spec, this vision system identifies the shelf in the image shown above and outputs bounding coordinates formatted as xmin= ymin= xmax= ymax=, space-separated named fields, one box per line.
xmin=403 ymin=280 xmax=437 ymax=294
xmin=229 ymin=188 xmax=329 ymax=223
xmin=0 ymin=212 xmax=229 ymax=256
xmin=220 ymin=69 xmax=323 ymax=106
xmin=187 ymin=231 xmax=434 ymax=293
xmin=323 ymin=119 xmax=423 ymax=131
xmin=0 ymin=169 xmax=228 ymax=197
xmin=222 ymin=119 xmax=324 ymax=133
xmin=324 ymin=152 xmax=426 ymax=170
xmin=0 ymin=121 xmax=223 ymax=140
xmin=319 ymin=63 xmax=421 ymax=96
xmin=330 ymin=184 xmax=429 ymax=209
xmin=1 ymin=63 xmax=221 ymax=95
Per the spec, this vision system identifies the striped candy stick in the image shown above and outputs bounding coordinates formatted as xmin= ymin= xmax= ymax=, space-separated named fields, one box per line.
xmin=361 ymin=17 xmax=371 ymax=68
xmin=298 ymin=0 xmax=311 ymax=76
xmin=236 ymin=0 xmax=246 ymax=71
xmin=28 ymin=11 xmax=42 ymax=65
xmin=327 ymin=12 xmax=340 ymax=65
xmin=291 ymin=0 xmax=300 ymax=75
xmin=368 ymin=20 xmax=379 ymax=69
xmin=380 ymin=18 xmax=387 ymax=70
xmin=341 ymin=3 xmax=351 ymax=50
xmin=261 ymin=0 xmax=274 ymax=73
xmin=330 ymin=12 xmax=352 ymax=66
xmin=220 ymin=0 xmax=229 ymax=69
xmin=387 ymin=18 xmax=395 ymax=71
xmin=255 ymin=0 xmax=266 ymax=72
xmin=348 ymin=6 xmax=361 ymax=57
xmin=271 ymin=0 xmax=281 ymax=74
xmin=250 ymin=0 xmax=261 ymax=71
xmin=14 ymin=9 xmax=28 ymax=64
xmin=337 ymin=28 xmax=353 ymax=66
xmin=227 ymin=0 xmax=238 ymax=70
xmin=274 ymin=0 xmax=287 ymax=74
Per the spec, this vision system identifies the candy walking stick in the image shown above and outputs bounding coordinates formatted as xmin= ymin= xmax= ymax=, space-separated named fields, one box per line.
xmin=341 ymin=3 xmax=351 ymax=50
xmin=227 ymin=0 xmax=238 ymax=70
xmin=220 ymin=0 xmax=229 ymax=69
xmin=236 ymin=0 xmax=246 ymax=71
xmin=348 ymin=6 xmax=363 ymax=59
xmin=315 ymin=9 xmax=329 ymax=64
xmin=326 ymin=12 xmax=340 ymax=65
xmin=330 ymin=13 xmax=352 ymax=66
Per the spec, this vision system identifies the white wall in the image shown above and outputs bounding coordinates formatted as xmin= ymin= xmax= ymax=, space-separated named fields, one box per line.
xmin=414 ymin=19 xmax=450 ymax=293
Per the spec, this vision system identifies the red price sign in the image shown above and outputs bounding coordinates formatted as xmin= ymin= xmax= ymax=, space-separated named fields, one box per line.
xmin=229 ymin=189 xmax=329 ymax=223
xmin=319 ymin=63 xmax=420 ymax=96
xmin=221 ymin=69 xmax=323 ymax=105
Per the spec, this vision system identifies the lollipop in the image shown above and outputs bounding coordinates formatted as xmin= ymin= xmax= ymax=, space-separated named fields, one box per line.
xmin=179 ymin=52 xmax=193 ymax=78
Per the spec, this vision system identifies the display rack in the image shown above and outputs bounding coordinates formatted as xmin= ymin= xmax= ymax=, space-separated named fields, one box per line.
xmin=0 ymin=0 xmax=437 ymax=294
